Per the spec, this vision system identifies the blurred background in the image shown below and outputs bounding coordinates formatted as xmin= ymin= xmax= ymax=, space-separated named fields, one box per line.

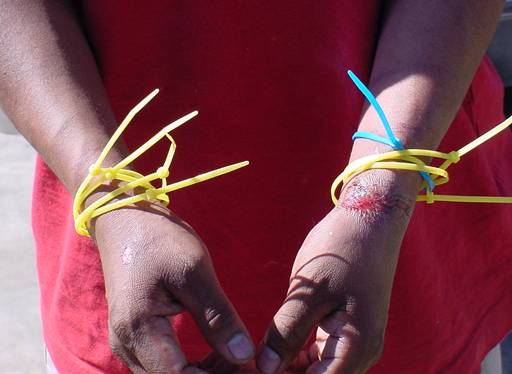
xmin=0 ymin=111 xmax=41 ymax=373
xmin=0 ymin=2 xmax=511 ymax=373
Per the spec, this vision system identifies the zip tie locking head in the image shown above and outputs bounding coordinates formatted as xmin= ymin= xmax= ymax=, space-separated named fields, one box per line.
xmin=104 ymin=168 xmax=117 ymax=180
xmin=426 ymin=190 xmax=435 ymax=204
xmin=89 ymin=164 xmax=101 ymax=176
xmin=448 ymin=151 xmax=460 ymax=164
xmin=157 ymin=166 xmax=169 ymax=179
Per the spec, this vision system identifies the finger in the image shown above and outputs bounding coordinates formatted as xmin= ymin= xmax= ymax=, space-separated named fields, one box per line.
xmin=174 ymin=264 xmax=255 ymax=365
xmin=308 ymin=333 xmax=361 ymax=374
xmin=310 ymin=329 xmax=327 ymax=363
xmin=109 ymin=329 xmax=146 ymax=374
xmin=287 ymin=350 xmax=313 ymax=372
xmin=113 ymin=314 xmax=200 ymax=374
xmin=308 ymin=341 xmax=321 ymax=365
xmin=111 ymin=339 xmax=210 ymax=374
xmin=307 ymin=310 xmax=382 ymax=373
xmin=257 ymin=289 xmax=331 ymax=374
xmin=318 ymin=311 xmax=360 ymax=360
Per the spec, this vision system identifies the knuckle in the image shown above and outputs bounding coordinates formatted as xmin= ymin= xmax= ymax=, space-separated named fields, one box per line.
xmin=204 ymin=304 xmax=236 ymax=331
xmin=110 ymin=314 xmax=143 ymax=349
xmin=181 ymin=254 xmax=206 ymax=281
xmin=165 ymin=251 xmax=209 ymax=292
xmin=108 ymin=335 xmax=124 ymax=358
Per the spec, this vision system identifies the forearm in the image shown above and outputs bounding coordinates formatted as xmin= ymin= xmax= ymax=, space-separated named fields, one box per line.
xmin=0 ymin=0 xmax=125 ymax=193
xmin=347 ymin=0 xmax=503 ymax=193
xmin=338 ymin=1 xmax=504 ymax=230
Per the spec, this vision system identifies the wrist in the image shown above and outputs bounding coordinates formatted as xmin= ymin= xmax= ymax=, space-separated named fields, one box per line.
xmin=68 ymin=144 xmax=128 ymax=194
xmin=337 ymin=169 xmax=419 ymax=220
xmin=84 ymin=183 xmax=171 ymax=233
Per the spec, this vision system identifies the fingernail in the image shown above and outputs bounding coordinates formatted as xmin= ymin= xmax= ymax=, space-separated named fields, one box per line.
xmin=257 ymin=346 xmax=281 ymax=374
xmin=227 ymin=333 xmax=254 ymax=360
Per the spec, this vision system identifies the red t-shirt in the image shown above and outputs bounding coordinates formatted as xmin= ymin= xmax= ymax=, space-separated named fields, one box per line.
xmin=32 ymin=2 xmax=512 ymax=373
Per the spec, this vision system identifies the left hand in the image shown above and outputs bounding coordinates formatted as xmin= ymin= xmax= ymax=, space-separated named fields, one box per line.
xmin=256 ymin=172 xmax=418 ymax=373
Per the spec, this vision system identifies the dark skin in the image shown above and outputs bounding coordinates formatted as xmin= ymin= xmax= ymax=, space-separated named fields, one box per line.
xmin=0 ymin=0 xmax=504 ymax=373
xmin=257 ymin=1 xmax=505 ymax=372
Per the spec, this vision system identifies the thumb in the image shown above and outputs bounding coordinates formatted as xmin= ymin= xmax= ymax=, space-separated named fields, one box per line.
xmin=174 ymin=262 xmax=255 ymax=365
xmin=257 ymin=285 xmax=332 ymax=374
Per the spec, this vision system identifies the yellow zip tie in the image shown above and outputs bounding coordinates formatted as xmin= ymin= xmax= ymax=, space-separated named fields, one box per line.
xmin=73 ymin=90 xmax=249 ymax=237
xmin=331 ymin=114 xmax=512 ymax=205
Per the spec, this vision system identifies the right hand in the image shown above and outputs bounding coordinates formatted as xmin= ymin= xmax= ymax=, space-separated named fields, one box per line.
xmin=89 ymin=200 xmax=255 ymax=373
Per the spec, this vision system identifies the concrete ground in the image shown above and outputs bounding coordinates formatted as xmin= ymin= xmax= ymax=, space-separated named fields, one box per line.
xmin=0 ymin=116 xmax=43 ymax=373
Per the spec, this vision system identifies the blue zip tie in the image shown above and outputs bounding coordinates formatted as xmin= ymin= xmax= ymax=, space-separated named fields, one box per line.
xmin=347 ymin=70 xmax=435 ymax=191
xmin=352 ymin=131 xmax=396 ymax=148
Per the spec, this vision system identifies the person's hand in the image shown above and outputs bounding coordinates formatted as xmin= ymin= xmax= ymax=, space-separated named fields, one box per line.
xmin=89 ymin=197 xmax=255 ymax=373
xmin=256 ymin=172 xmax=418 ymax=373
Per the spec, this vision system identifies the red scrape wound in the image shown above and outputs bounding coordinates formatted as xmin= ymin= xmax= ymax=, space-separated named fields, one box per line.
xmin=343 ymin=190 xmax=386 ymax=211
xmin=340 ymin=181 xmax=413 ymax=216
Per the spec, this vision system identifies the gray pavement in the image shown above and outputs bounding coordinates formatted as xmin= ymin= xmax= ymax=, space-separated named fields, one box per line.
xmin=0 ymin=119 xmax=43 ymax=373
